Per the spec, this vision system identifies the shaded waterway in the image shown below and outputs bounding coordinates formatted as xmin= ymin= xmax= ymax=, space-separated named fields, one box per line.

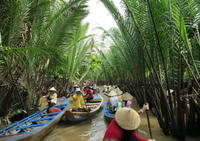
xmin=43 ymin=92 xmax=199 ymax=141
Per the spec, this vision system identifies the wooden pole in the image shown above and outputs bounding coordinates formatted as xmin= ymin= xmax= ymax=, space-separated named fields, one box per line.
xmin=142 ymin=86 xmax=153 ymax=139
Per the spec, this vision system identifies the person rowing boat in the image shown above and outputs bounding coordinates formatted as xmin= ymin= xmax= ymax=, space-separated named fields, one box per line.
xmin=103 ymin=107 xmax=155 ymax=141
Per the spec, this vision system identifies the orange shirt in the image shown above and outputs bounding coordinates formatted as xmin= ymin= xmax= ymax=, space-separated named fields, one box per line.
xmin=47 ymin=107 xmax=61 ymax=113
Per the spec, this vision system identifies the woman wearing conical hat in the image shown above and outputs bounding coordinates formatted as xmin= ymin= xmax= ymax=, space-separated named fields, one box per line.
xmin=121 ymin=92 xmax=133 ymax=108
xmin=72 ymin=89 xmax=88 ymax=112
xmin=48 ymin=87 xmax=57 ymax=104
xmin=103 ymin=107 xmax=155 ymax=141
xmin=46 ymin=87 xmax=61 ymax=114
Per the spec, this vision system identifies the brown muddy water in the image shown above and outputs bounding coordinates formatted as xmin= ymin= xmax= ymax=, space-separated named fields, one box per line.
xmin=43 ymin=92 xmax=199 ymax=141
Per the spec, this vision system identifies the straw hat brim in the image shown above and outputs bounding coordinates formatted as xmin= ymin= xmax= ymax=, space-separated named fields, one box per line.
xmin=105 ymin=90 xmax=121 ymax=97
xmin=122 ymin=92 xmax=133 ymax=101
xmin=49 ymin=87 xmax=57 ymax=92
xmin=115 ymin=107 xmax=141 ymax=130
xmin=114 ymin=89 xmax=123 ymax=95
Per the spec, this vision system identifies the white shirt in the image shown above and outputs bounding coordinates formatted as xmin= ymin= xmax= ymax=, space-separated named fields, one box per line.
xmin=50 ymin=93 xmax=57 ymax=104
xmin=110 ymin=96 xmax=118 ymax=107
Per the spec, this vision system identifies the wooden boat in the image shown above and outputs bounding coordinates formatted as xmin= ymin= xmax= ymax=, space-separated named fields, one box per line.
xmin=65 ymin=94 xmax=103 ymax=122
xmin=0 ymin=97 xmax=69 ymax=141
xmin=103 ymin=101 xmax=115 ymax=124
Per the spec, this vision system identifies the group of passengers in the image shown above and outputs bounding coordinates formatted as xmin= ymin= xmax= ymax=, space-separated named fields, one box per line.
xmin=46 ymin=80 xmax=96 ymax=113
xmin=70 ymin=81 xmax=96 ymax=112
xmin=104 ymin=87 xmax=155 ymax=141
xmin=46 ymin=84 xmax=155 ymax=141
xmin=46 ymin=87 xmax=61 ymax=114
xmin=107 ymin=91 xmax=149 ymax=113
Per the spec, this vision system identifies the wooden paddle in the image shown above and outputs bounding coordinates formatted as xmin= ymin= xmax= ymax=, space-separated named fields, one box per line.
xmin=142 ymin=86 xmax=153 ymax=139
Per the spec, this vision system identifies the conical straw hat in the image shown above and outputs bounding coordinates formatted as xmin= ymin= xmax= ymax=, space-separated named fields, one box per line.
xmin=121 ymin=92 xmax=133 ymax=101
xmin=106 ymin=90 xmax=119 ymax=97
xmin=114 ymin=88 xmax=123 ymax=95
xmin=115 ymin=107 xmax=141 ymax=130
xmin=49 ymin=87 xmax=57 ymax=92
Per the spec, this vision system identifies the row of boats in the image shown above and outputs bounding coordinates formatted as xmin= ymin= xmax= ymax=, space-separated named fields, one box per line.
xmin=0 ymin=90 xmax=120 ymax=141
xmin=0 ymin=93 xmax=106 ymax=141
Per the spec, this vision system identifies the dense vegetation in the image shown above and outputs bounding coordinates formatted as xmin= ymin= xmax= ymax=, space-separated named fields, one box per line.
xmin=0 ymin=0 xmax=200 ymax=140
xmin=97 ymin=0 xmax=200 ymax=139
xmin=0 ymin=0 xmax=94 ymax=116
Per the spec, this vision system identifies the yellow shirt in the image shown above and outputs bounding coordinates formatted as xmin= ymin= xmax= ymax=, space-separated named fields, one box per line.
xmin=73 ymin=94 xmax=85 ymax=109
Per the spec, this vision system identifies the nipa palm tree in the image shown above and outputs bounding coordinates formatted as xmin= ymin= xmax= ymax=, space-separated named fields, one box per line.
xmin=99 ymin=0 xmax=200 ymax=139
xmin=0 ymin=0 xmax=94 ymax=115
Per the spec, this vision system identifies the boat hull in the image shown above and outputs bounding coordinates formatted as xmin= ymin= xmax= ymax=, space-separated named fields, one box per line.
xmin=0 ymin=97 xmax=69 ymax=141
xmin=65 ymin=94 xmax=103 ymax=122
xmin=103 ymin=102 xmax=115 ymax=125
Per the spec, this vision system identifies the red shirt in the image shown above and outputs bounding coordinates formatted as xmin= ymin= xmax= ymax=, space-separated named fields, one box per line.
xmin=84 ymin=88 xmax=94 ymax=97
xmin=103 ymin=119 xmax=148 ymax=141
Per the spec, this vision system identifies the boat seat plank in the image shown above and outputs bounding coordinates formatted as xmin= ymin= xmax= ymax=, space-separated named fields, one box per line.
xmin=0 ymin=112 xmax=46 ymax=134
xmin=17 ymin=123 xmax=47 ymax=130
xmin=31 ymin=116 xmax=56 ymax=122
xmin=0 ymin=97 xmax=69 ymax=140
xmin=0 ymin=110 xmax=46 ymax=133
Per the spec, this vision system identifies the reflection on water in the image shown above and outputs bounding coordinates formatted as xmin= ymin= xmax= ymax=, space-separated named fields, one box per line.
xmin=43 ymin=93 xmax=199 ymax=141
xmin=43 ymin=111 xmax=106 ymax=141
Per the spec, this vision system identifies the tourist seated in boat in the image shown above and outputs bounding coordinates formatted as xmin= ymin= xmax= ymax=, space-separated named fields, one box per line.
xmin=106 ymin=90 xmax=122 ymax=112
xmin=103 ymin=107 xmax=155 ymax=141
xmin=107 ymin=96 xmax=119 ymax=113
xmin=103 ymin=85 xmax=108 ymax=93
xmin=83 ymin=86 xmax=94 ymax=102
xmin=46 ymin=97 xmax=61 ymax=113
xmin=70 ymin=84 xmax=79 ymax=95
xmin=48 ymin=87 xmax=58 ymax=104
xmin=121 ymin=92 xmax=134 ymax=108
xmin=122 ymin=99 xmax=132 ymax=108
xmin=72 ymin=89 xmax=87 ymax=112
xmin=120 ymin=92 xmax=149 ymax=113
xmin=83 ymin=80 xmax=89 ymax=88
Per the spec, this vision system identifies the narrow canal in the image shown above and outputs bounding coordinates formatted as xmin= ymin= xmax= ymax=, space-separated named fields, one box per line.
xmin=43 ymin=89 xmax=199 ymax=141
